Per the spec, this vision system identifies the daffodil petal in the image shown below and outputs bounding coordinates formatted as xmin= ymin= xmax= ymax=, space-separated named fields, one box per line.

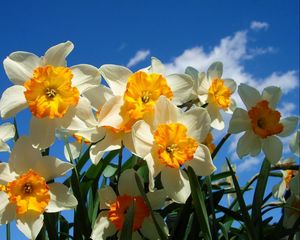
xmin=261 ymin=86 xmax=282 ymax=109
xmin=161 ymin=168 xmax=190 ymax=203
xmin=83 ymin=85 xmax=114 ymax=110
xmin=0 ymin=163 xmax=16 ymax=184
xmin=289 ymin=130 xmax=300 ymax=157
xmin=0 ymin=85 xmax=27 ymax=119
xmin=64 ymin=141 xmax=82 ymax=162
xmin=149 ymin=57 xmax=165 ymax=74
xmin=118 ymin=169 xmax=143 ymax=196
xmin=140 ymin=214 xmax=169 ymax=240
xmin=278 ymin=117 xmax=299 ymax=137
xmin=43 ymin=41 xmax=74 ymax=66
xmin=167 ymin=74 xmax=193 ymax=105
xmin=238 ymin=83 xmax=261 ymax=110
xmin=207 ymin=104 xmax=224 ymax=130
xmin=132 ymin=120 xmax=153 ymax=158
xmin=16 ymin=212 xmax=44 ymax=240
xmin=153 ymin=96 xmax=179 ymax=127
xmin=3 ymin=51 xmax=40 ymax=85
xmin=223 ymin=78 xmax=237 ymax=92
xmin=0 ymin=192 xmax=16 ymax=224
xmin=99 ymin=186 xmax=117 ymax=210
xmin=91 ymin=212 xmax=116 ymax=240
xmin=0 ymin=140 xmax=10 ymax=153
xmin=262 ymin=136 xmax=283 ymax=164
xmin=0 ymin=122 xmax=15 ymax=142
xmin=237 ymin=131 xmax=261 ymax=158
xmin=46 ymin=183 xmax=77 ymax=212
xmin=146 ymin=189 xmax=166 ymax=210
xmin=228 ymin=108 xmax=251 ymax=133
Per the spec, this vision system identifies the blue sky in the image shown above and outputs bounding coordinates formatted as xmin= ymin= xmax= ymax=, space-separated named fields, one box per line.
xmin=0 ymin=0 xmax=299 ymax=238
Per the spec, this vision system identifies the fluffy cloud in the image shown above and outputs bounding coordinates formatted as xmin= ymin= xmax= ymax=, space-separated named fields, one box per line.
xmin=127 ymin=49 xmax=150 ymax=67
xmin=250 ymin=21 xmax=269 ymax=31
xmin=237 ymin=157 xmax=261 ymax=173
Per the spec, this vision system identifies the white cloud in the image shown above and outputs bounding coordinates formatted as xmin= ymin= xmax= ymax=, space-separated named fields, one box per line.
xmin=127 ymin=49 xmax=150 ymax=67
xmin=237 ymin=157 xmax=261 ymax=172
xmin=278 ymin=102 xmax=297 ymax=118
xmin=250 ymin=21 xmax=269 ymax=31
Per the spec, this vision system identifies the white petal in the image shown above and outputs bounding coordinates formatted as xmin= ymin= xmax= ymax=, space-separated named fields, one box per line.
xmin=184 ymin=145 xmax=216 ymax=176
xmin=140 ymin=214 xmax=169 ymax=240
xmin=149 ymin=57 xmax=165 ymax=74
xmin=238 ymin=83 xmax=261 ymax=110
xmin=118 ymin=169 xmax=143 ymax=196
xmin=64 ymin=141 xmax=82 ymax=162
xmin=272 ymin=175 xmax=286 ymax=201
xmin=0 ymin=192 xmax=16 ymax=224
xmin=0 ymin=85 xmax=27 ymax=119
xmin=223 ymin=78 xmax=237 ymax=93
xmin=91 ymin=212 xmax=116 ymax=240
xmin=262 ymin=86 xmax=282 ymax=109
xmin=46 ymin=183 xmax=77 ymax=212
xmin=262 ymin=136 xmax=283 ymax=164
xmin=226 ymin=98 xmax=237 ymax=114
xmin=77 ymin=127 xmax=106 ymax=143
xmin=71 ymin=64 xmax=100 ymax=93
xmin=132 ymin=120 xmax=153 ymax=158
xmin=0 ymin=163 xmax=16 ymax=184
xmin=146 ymin=189 xmax=166 ymax=210
xmin=89 ymin=131 xmax=121 ymax=165
xmin=145 ymin=153 xmax=164 ymax=191
xmin=278 ymin=117 xmax=299 ymax=137
xmin=167 ymin=74 xmax=193 ymax=105
xmin=43 ymin=41 xmax=74 ymax=66
xmin=289 ymin=130 xmax=300 ymax=157
xmin=289 ymin=173 xmax=299 ymax=196
xmin=30 ymin=117 xmax=57 ymax=149
xmin=3 ymin=51 xmax=40 ymax=85
xmin=98 ymin=186 xmax=117 ymax=210
xmin=16 ymin=212 xmax=44 ymax=240
xmin=237 ymin=131 xmax=261 ymax=158
xmin=178 ymin=107 xmax=211 ymax=142
xmin=83 ymin=85 xmax=114 ymax=110
xmin=153 ymin=96 xmax=179 ymax=127
xmin=0 ymin=140 xmax=11 ymax=153
xmin=99 ymin=64 xmax=132 ymax=96
xmin=161 ymin=168 xmax=190 ymax=203
xmin=207 ymin=104 xmax=224 ymax=130
xmin=197 ymin=77 xmax=210 ymax=98
xmin=0 ymin=122 xmax=15 ymax=142
xmin=207 ymin=62 xmax=223 ymax=80
xmin=228 ymin=108 xmax=251 ymax=133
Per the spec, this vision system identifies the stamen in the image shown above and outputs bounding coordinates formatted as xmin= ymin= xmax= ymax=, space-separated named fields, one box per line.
xmin=45 ymin=88 xmax=57 ymax=98
xmin=23 ymin=183 xmax=33 ymax=194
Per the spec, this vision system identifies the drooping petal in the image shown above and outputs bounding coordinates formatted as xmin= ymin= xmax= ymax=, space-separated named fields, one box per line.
xmin=178 ymin=107 xmax=211 ymax=143
xmin=167 ymin=74 xmax=193 ymax=105
xmin=42 ymin=41 xmax=74 ymax=66
xmin=83 ymin=85 xmax=114 ymax=110
xmin=228 ymin=108 xmax=251 ymax=133
xmin=99 ymin=64 xmax=132 ymax=96
xmin=0 ymin=192 xmax=16 ymax=224
xmin=132 ymin=120 xmax=153 ymax=158
xmin=184 ymin=145 xmax=216 ymax=176
xmin=46 ymin=183 xmax=77 ymax=212
xmin=207 ymin=104 xmax=224 ymax=130
xmin=161 ymin=168 xmax=190 ymax=203
xmin=91 ymin=212 xmax=116 ymax=240
xmin=118 ymin=169 xmax=143 ymax=196
xmin=140 ymin=214 xmax=169 ymax=240
xmin=278 ymin=117 xmax=299 ymax=137
xmin=0 ymin=122 xmax=15 ymax=142
xmin=99 ymin=186 xmax=117 ymax=210
xmin=30 ymin=117 xmax=57 ymax=149
xmin=262 ymin=136 xmax=283 ymax=164
xmin=0 ymin=85 xmax=27 ymax=119
xmin=16 ymin=212 xmax=44 ymax=240
xmin=238 ymin=83 xmax=261 ymax=110
xmin=3 ymin=51 xmax=41 ymax=85
xmin=262 ymin=86 xmax=282 ymax=109
xmin=237 ymin=131 xmax=261 ymax=158
xmin=70 ymin=64 xmax=100 ymax=93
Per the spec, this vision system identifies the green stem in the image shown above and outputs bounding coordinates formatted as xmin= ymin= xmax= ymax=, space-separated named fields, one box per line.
xmin=6 ymin=223 xmax=10 ymax=240
xmin=117 ymin=143 xmax=124 ymax=181
xmin=211 ymin=133 xmax=231 ymax=159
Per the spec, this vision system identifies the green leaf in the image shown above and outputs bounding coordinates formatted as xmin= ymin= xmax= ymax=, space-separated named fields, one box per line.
xmin=120 ymin=200 xmax=135 ymax=240
xmin=59 ymin=215 xmax=69 ymax=240
xmin=211 ymin=171 xmax=233 ymax=181
xmin=187 ymin=167 xmax=212 ymax=240
xmin=44 ymin=212 xmax=59 ymax=240
xmin=134 ymin=173 xmax=168 ymax=240
xmin=251 ymin=158 xmax=270 ymax=238
xmin=218 ymin=222 xmax=229 ymax=240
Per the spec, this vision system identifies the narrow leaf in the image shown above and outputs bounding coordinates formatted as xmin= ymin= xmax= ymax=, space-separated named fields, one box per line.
xmin=120 ymin=200 xmax=135 ymax=240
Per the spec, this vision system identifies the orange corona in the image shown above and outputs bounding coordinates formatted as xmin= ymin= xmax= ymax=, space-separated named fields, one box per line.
xmin=208 ymin=79 xmax=232 ymax=109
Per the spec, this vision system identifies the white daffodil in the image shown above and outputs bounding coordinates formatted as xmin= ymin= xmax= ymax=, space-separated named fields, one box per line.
xmin=0 ymin=122 xmax=15 ymax=152
xmin=0 ymin=136 xmax=77 ymax=239
xmin=283 ymin=173 xmax=300 ymax=229
xmin=289 ymin=129 xmax=300 ymax=157
xmin=0 ymin=41 xmax=100 ymax=149
xmin=91 ymin=169 xmax=168 ymax=240
xmin=187 ymin=62 xmax=237 ymax=130
xmin=272 ymin=158 xmax=297 ymax=202
xmin=132 ymin=96 xmax=216 ymax=203
xmin=80 ymin=57 xmax=193 ymax=164
xmin=228 ymin=83 xmax=299 ymax=164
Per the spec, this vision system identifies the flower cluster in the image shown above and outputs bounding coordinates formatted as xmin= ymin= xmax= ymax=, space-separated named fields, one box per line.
xmin=0 ymin=41 xmax=298 ymax=239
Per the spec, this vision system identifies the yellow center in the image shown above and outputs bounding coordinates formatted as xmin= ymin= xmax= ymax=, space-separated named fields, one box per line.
xmin=153 ymin=123 xmax=198 ymax=168
xmin=124 ymin=71 xmax=173 ymax=120
xmin=284 ymin=170 xmax=294 ymax=187
xmin=248 ymin=100 xmax=283 ymax=138
xmin=24 ymin=65 xmax=80 ymax=119
xmin=202 ymin=132 xmax=216 ymax=154
xmin=208 ymin=79 xmax=232 ymax=109
xmin=108 ymin=195 xmax=150 ymax=231
xmin=0 ymin=169 xmax=50 ymax=215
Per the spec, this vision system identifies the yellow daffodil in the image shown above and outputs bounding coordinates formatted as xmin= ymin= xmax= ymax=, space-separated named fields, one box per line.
xmin=0 ymin=41 xmax=100 ymax=149
xmin=0 ymin=136 xmax=77 ymax=239
xmin=228 ymin=83 xmax=299 ymax=163
xmin=91 ymin=169 xmax=168 ymax=239
xmin=132 ymin=96 xmax=216 ymax=203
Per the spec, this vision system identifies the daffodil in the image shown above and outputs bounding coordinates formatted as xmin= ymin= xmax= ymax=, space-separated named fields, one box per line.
xmin=228 ymin=83 xmax=299 ymax=164
xmin=283 ymin=173 xmax=300 ymax=229
xmin=289 ymin=129 xmax=300 ymax=157
xmin=132 ymin=96 xmax=216 ymax=203
xmin=0 ymin=41 xmax=100 ymax=149
xmin=91 ymin=169 xmax=168 ymax=240
xmin=79 ymin=57 xmax=193 ymax=164
xmin=0 ymin=136 xmax=77 ymax=239
xmin=0 ymin=122 xmax=15 ymax=152
xmin=186 ymin=62 xmax=237 ymax=130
